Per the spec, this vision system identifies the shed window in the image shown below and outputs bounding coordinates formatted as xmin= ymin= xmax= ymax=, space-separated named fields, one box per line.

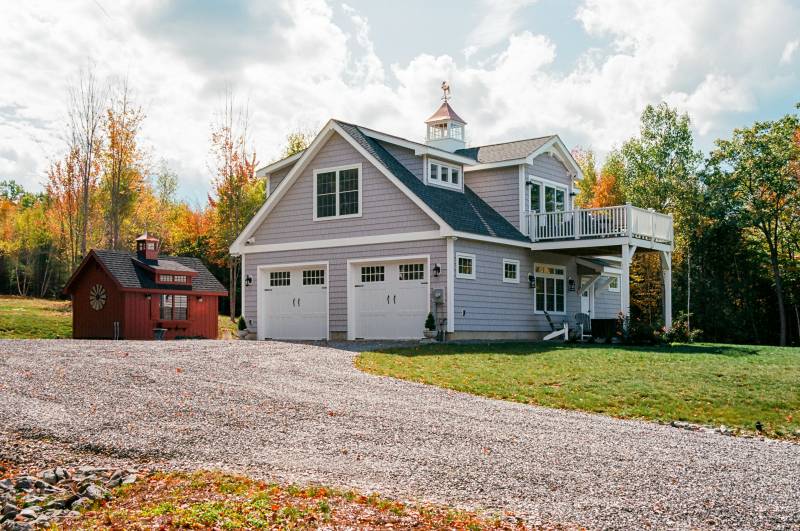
xmin=160 ymin=274 xmax=173 ymax=283
xmin=160 ymin=294 xmax=188 ymax=320
xmin=174 ymin=275 xmax=187 ymax=283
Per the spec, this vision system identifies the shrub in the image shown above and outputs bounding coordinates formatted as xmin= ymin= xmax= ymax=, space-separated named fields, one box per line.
xmin=424 ymin=312 xmax=436 ymax=331
xmin=616 ymin=313 xmax=665 ymax=345
xmin=663 ymin=311 xmax=703 ymax=343
xmin=237 ymin=316 xmax=247 ymax=331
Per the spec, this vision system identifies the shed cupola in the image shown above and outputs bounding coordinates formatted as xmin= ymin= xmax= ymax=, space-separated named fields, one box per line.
xmin=135 ymin=232 xmax=159 ymax=262
xmin=425 ymin=81 xmax=466 ymax=152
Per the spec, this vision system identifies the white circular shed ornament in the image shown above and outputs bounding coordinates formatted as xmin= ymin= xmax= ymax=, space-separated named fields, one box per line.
xmin=89 ymin=284 xmax=107 ymax=311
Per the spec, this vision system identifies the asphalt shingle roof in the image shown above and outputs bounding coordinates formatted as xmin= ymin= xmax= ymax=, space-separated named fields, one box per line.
xmin=92 ymin=250 xmax=226 ymax=293
xmin=336 ymin=121 xmax=528 ymax=242
xmin=455 ymin=136 xmax=554 ymax=164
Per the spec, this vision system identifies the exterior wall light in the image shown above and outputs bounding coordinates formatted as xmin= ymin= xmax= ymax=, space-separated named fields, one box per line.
xmin=145 ymin=294 xmax=151 ymax=301
xmin=432 ymin=263 xmax=441 ymax=277
xmin=197 ymin=296 xmax=204 ymax=303
xmin=245 ymin=275 xmax=253 ymax=286
xmin=528 ymin=273 xmax=535 ymax=289
xmin=568 ymin=277 xmax=576 ymax=291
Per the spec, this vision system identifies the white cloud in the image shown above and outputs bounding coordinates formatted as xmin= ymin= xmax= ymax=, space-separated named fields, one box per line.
xmin=464 ymin=0 xmax=539 ymax=58
xmin=1 ymin=0 xmax=798 ymax=201
xmin=781 ymin=40 xmax=799 ymax=64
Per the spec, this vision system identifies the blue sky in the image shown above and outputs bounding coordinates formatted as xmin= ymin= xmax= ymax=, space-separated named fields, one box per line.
xmin=1 ymin=0 xmax=798 ymax=204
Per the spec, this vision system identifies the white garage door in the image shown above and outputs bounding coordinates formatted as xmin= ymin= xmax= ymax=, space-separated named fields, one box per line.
xmin=261 ymin=266 xmax=327 ymax=340
xmin=353 ymin=260 xmax=428 ymax=340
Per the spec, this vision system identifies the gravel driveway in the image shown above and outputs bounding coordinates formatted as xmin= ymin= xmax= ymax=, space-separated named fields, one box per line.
xmin=1 ymin=340 xmax=798 ymax=529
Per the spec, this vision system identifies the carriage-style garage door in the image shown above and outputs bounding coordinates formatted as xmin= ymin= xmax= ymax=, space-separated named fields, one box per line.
xmin=260 ymin=264 xmax=328 ymax=340
xmin=350 ymin=258 xmax=429 ymax=340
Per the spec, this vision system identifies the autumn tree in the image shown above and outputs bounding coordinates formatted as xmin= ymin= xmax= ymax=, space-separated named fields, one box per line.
xmin=46 ymin=147 xmax=84 ymax=271
xmin=591 ymin=151 xmax=626 ymax=207
xmin=706 ymin=111 xmax=800 ymax=345
xmin=281 ymin=129 xmax=315 ymax=158
xmin=572 ymin=147 xmax=598 ymax=207
xmin=100 ymin=78 xmax=146 ymax=250
xmin=67 ymin=64 xmax=105 ymax=258
xmin=208 ymin=89 xmax=262 ymax=320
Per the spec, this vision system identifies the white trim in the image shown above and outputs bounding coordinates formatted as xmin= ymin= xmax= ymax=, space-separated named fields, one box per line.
xmin=426 ymin=158 xmax=463 ymax=191
xmin=446 ymin=237 xmax=455 ymax=333
xmin=230 ymin=120 xmax=451 ymax=254
xmin=256 ymin=260 xmax=330 ymax=341
xmin=346 ymin=254 xmax=431 ymax=340
xmin=518 ymin=164 xmax=527 ymax=235
xmin=255 ymin=151 xmax=304 ymax=177
xmin=464 ymin=158 xmax=527 ymax=172
xmin=238 ymin=231 xmax=443 ymax=255
xmin=527 ymin=175 xmax=568 ymax=214
xmin=533 ymin=262 xmax=567 ymax=315
xmin=532 ymin=237 xmax=672 ymax=252
xmin=455 ymin=252 xmax=476 ymax=280
xmin=357 ymin=126 xmax=476 ymax=165
xmin=241 ymin=253 xmax=246 ymax=322
xmin=579 ymin=274 xmax=596 ymax=317
xmin=451 ymin=231 xmax=531 ymax=249
xmin=312 ymin=163 xmax=363 ymax=221
xmin=502 ymin=258 xmax=520 ymax=283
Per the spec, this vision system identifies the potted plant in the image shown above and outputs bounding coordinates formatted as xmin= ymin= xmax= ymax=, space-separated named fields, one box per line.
xmin=237 ymin=316 xmax=248 ymax=339
xmin=423 ymin=312 xmax=437 ymax=339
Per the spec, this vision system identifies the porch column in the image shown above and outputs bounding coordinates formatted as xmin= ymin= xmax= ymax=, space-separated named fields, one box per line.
xmin=621 ymin=244 xmax=631 ymax=318
xmin=661 ymin=251 xmax=673 ymax=329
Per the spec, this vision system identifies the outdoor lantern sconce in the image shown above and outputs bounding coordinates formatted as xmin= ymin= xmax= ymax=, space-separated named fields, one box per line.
xmin=528 ymin=272 xmax=535 ymax=289
xmin=432 ymin=263 xmax=441 ymax=277
xmin=245 ymin=275 xmax=253 ymax=286
xmin=568 ymin=277 xmax=576 ymax=292
xmin=145 ymin=294 xmax=151 ymax=301
xmin=197 ymin=296 xmax=204 ymax=303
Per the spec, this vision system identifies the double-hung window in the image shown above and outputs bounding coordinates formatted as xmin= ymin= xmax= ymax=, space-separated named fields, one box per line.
xmin=456 ymin=253 xmax=476 ymax=279
xmin=502 ymin=259 xmax=520 ymax=283
xmin=534 ymin=264 xmax=566 ymax=314
xmin=428 ymin=160 xmax=461 ymax=189
xmin=314 ymin=164 xmax=361 ymax=220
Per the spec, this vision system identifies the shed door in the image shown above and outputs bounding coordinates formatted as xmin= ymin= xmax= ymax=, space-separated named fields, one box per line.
xmin=262 ymin=267 xmax=327 ymax=340
xmin=353 ymin=261 xmax=428 ymax=340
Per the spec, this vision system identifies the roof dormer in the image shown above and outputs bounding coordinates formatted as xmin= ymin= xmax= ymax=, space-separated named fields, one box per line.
xmin=425 ymin=82 xmax=466 ymax=153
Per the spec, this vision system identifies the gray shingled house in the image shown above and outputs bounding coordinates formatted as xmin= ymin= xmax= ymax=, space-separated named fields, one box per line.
xmin=229 ymin=94 xmax=673 ymax=340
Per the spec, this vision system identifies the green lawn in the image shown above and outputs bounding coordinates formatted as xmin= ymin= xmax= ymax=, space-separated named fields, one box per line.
xmin=0 ymin=296 xmax=237 ymax=339
xmin=0 ymin=296 xmax=72 ymax=339
xmin=357 ymin=342 xmax=800 ymax=440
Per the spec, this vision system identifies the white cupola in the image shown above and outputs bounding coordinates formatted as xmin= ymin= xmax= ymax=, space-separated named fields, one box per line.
xmin=425 ymin=81 xmax=466 ymax=152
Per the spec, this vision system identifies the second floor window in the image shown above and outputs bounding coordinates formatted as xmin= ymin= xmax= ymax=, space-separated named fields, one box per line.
xmin=429 ymin=161 xmax=461 ymax=189
xmin=314 ymin=165 xmax=361 ymax=220
xmin=530 ymin=180 xmax=567 ymax=214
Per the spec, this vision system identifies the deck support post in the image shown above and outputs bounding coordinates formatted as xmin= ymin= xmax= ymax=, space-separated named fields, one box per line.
xmin=621 ymin=244 xmax=634 ymax=320
xmin=661 ymin=250 xmax=672 ymax=330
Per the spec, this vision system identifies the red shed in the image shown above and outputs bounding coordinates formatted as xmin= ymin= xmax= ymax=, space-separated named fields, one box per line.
xmin=64 ymin=233 xmax=228 ymax=339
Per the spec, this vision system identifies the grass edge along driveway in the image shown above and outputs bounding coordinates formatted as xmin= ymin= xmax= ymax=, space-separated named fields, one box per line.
xmin=356 ymin=342 xmax=800 ymax=441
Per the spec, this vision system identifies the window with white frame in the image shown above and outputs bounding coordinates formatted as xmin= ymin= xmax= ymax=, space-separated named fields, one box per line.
xmin=399 ymin=263 xmax=425 ymax=281
xmin=534 ymin=264 xmax=566 ymax=314
xmin=302 ymin=269 xmax=325 ymax=286
xmin=608 ymin=275 xmax=620 ymax=292
xmin=428 ymin=160 xmax=461 ymax=189
xmin=502 ymin=259 xmax=520 ymax=283
xmin=270 ymin=271 xmax=290 ymax=287
xmin=314 ymin=165 xmax=361 ymax=219
xmin=361 ymin=265 xmax=384 ymax=283
xmin=529 ymin=179 xmax=567 ymax=213
xmin=456 ymin=253 xmax=476 ymax=279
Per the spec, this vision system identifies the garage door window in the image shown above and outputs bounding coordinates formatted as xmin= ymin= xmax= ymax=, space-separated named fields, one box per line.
xmin=270 ymin=271 xmax=290 ymax=287
xmin=361 ymin=265 xmax=384 ymax=282
xmin=303 ymin=269 xmax=325 ymax=285
xmin=399 ymin=263 xmax=424 ymax=281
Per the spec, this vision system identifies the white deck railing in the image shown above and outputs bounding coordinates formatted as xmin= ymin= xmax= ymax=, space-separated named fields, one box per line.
xmin=526 ymin=204 xmax=673 ymax=244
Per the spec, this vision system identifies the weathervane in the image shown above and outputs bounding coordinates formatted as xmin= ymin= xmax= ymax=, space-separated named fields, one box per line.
xmin=441 ymin=81 xmax=451 ymax=102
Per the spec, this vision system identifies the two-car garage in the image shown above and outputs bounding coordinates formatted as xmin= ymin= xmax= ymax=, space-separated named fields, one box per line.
xmin=257 ymin=256 xmax=430 ymax=340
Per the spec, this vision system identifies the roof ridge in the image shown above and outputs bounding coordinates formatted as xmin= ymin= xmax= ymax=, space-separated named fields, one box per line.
xmin=462 ymin=135 xmax=555 ymax=150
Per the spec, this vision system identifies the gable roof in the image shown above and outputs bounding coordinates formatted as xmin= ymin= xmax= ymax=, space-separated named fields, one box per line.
xmin=335 ymin=121 xmax=527 ymax=242
xmin=455 ymin=136 xmax=554 ymax=163
xmin=66 ymin=250 xmax=227 ymax=294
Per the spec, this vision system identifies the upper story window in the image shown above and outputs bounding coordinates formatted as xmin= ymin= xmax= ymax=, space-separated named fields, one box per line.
xmin=428 ymin=160 xmax=461 ymax=190
xmin=159 ymin=274 xmax=188 ymax=284
xmin=314 ymin=164 xmax=362 ymax=220
xmin=529 ymin=179 xmax=568 ymax=214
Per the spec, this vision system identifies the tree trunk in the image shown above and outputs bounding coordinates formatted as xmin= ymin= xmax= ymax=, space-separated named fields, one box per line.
xmin=768 ymin=246 xmax=787 ymax=346
xmin=229 ymin=256 xmax=240 ymax=321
